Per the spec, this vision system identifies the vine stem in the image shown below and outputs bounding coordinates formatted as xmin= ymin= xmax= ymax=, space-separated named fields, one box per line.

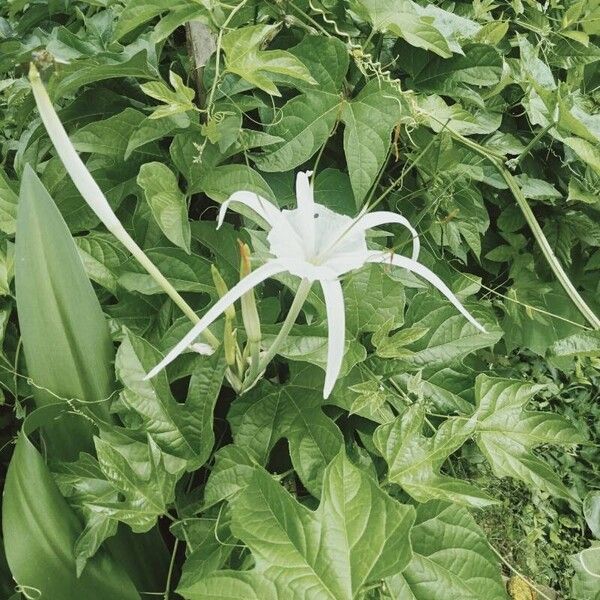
xmin=240 ymin=279 xmax=312 ymax=392
xmin=426 ymin=116 xmax=600 ymax=330
xmin=204 ymin=0 xmax=249 ymax=115
xmin=163 ymin=539 xmax=179 ymax=600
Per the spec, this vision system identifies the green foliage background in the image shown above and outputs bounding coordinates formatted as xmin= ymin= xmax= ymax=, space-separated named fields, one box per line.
xmin=0 ymin=0 xmax=599 ymax=598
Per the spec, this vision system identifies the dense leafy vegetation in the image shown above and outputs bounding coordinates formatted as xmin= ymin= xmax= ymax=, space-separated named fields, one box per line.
xmin=1 ymin=1 xmax=599 ymax=598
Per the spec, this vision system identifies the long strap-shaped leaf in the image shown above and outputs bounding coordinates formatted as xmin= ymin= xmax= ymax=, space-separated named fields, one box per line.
xmin=16 ymin=166 xmax=114 ymax=460
xmin=2 ymin=406 xmax=140 ymax=600
xmin=14 ymin=167 xmax=169 ymax=592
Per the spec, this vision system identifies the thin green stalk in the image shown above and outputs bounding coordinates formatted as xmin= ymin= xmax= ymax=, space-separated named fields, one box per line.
xmin=241 ymin=279 xmax=312 ymax=392
xmin=163 ymin=539 xmax=179 ymax=600
xmin=506 ymin=120 xmax=556 ymax=170
xmin=204 ymin=0 xmax=249 ymax=114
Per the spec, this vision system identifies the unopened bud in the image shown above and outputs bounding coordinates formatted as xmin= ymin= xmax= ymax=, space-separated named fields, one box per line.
xmin=238 ymin=241 xmax=261 ymax=343
xmin=211 ymin=264 xmax=235 ymax=320
xmin=223 ymin=318 xmax=237 ymax=366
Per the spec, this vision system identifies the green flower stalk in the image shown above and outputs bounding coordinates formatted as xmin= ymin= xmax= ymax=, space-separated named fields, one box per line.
xmin=28 ymin=63 xmax=218 ymax=348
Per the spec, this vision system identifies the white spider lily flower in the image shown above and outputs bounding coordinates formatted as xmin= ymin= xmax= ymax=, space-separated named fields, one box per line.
xmin=146 ymin=171 xmax=485 ymax=397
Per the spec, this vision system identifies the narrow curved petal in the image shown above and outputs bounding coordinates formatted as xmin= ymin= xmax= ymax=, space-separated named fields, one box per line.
xmin=354 ymin=211 xmax=420 ymax=260
xmin=321 ymin=279 xmax=346 ymax=399
xmin=218 ymin=191 xmax=284 ymax=231
xmin=145 ymin=260 xmax=288 ymax=379
xmin=365 ymin=251 xmax=487 ymax=333
xmin=295 ymin=171 xmax=315 ymax=252
xmin=29 ymin=64 xmax=121 ymax=232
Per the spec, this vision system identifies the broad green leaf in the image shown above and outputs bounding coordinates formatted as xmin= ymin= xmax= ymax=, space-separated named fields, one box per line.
xmin=55 ymin=454 xmax=119 ymax=576
xmin=228 ymin=364 xmax=343 ymax=496
xmin=203 ymin=445 xmax=257 ymax=509
xmin=416 ymin=4 xmax=481 ymax=52
xmin=418 ymin=95 xmax=502 ymax=136
xmin=410 ymin=44 xmax=503 ymax=105
xmin=374 ymin=405 xmax=495 ymax=507
xmin=114 ymin=0 xmax=203 ymax=39
xmin=393 ymin=364 xmax=476 ymax=414
xmin=0 ymin=241 xmax=14 ymax=296
xmin=381 ymin=293 xmax=502 ymax=372
xmin=116 ymin=329 xmax=226 ymax=469
xmin=175 ymin=509 xmax=235 ymax=591
xmin=15 ymin=166 xmax=114 ymax=459
xmin=254 ymin=36 xmax=348 ymax=171
xmin=262 ymin=323 xmax=367 ymax=381
xmin=118 ymin=247 xmax=213 ymax=295
xmin=71 ymin=108 xmax=146 ymax=160
xmin=584 ymin=491 xmax=600 ymax=539
xmin=56 ymin=451 xmax=171 ymax=583
xmin=91 ymin=435 xmax=186 ymax=532
xmin=473 ymin=374 xmax=585 ymax=499
xmin=351 ymin=0 xmax=452 ymax=57
xmin=76 ymin=231 xmax=128 ymax=294
xmin=429 ymin=185 xmax=489 ymax=260
xmin=343 ymin=263 xmax=406 ymax=334
xmin=503 ymin=281 xmax=585 ymax=355
xmin=570 ymin=544 xmax=600 ymax=600
xmin=125 ymin=113 xmax=190 ymax=159
xmin=137 ymin=162 xmax=191 ymax=253
xmin=341 ymin=80 xmax=402 ymax=202
xmin=515 ymin=173 xmax=562 ymax=200
xmin=389 ymin=501 xmax=508 ymax=599
xmin=222 ymin=25 xmax=316 ymax=96
xmin=191 ymin=220 xmax=248 ymax=283
xmin=2 ymin=422 xmax=138 ymax=599
xmin=548 ymin=330 xmax=600 ymax=360
xmin=564 ymin=136 xmax=600 ymax=173
xmin=182 ymin=452 xmax=415 ymax=600
xmin=314 ymin=168 xmax=355 ymax=214
xmin=50 ymin=42 xmax=159 ymax=99
xmin=140 ymin=71 xmax=196 ymax=119
xmin=197 ymin=163 xmax=275 ymax=202
xmin=0 ymin=167 xmax=17 ymax=234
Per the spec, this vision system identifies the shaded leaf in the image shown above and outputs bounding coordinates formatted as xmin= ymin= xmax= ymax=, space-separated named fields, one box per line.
xmin=137 ymin=162 xmax=191 ymax=253
xmin=389 ymin=501 xmax=508 ymax=599
xmin=374 ymin=405 xmax=495 ymax=507
xmin=222 ymin=24 xmax=316 ymax=96
xmin=473 ymin=374 xmax=584 ymax=499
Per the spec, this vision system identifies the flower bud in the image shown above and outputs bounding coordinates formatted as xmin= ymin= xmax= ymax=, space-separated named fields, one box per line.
xmin=238 ymin=241 xmax=261 ymax=344
xmin=211 ymin=264 xmax=236 ymax=320
xmin=223 ymin=318 xmax=237 ymax=367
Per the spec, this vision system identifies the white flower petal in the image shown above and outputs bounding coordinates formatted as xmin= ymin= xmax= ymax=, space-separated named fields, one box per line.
xmin=280 ymin=259 xmax=337 ymax=282
xmin=321 ymin=278 xmax=346 ymax=399
xmin=295 ymin=171 xmax=315 ymax=253
xmin=29 ymin=64 xmax=121 ymax=232
xmin=145 ymin=260 xmax=288 ymax=379
xmin=218 ymin=191 xmax=284 ymax=231
xmin=190 ymin=342 xmax=214 ymax=356
xmin=365 ymin=251 xmax=487 ymax=333
xmin=354 ymin=211 xmax=421 ymax=260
